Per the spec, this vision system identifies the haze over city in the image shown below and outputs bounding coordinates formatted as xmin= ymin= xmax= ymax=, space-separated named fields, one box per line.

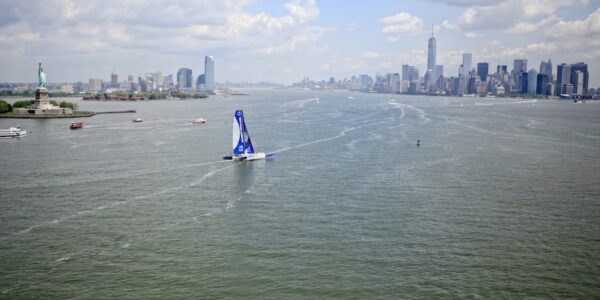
xmin=0 ymin=0 xmax=598 ymax=86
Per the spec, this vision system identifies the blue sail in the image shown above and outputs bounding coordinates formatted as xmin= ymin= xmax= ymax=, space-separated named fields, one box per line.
xmin=241 ymin=117 xmax=255 ymax=154
xmin=232 ymin=110 xmax=255 ymax=155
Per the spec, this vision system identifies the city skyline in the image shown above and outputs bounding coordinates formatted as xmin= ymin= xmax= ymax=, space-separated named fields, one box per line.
xmin=0 ymin=0 xmax=598 ymax=86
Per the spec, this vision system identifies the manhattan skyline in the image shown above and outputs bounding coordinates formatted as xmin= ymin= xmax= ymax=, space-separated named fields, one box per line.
xmin=0 ymin=0 xmax=598 ymax=86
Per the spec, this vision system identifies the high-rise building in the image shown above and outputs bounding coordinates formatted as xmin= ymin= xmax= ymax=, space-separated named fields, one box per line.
xmin=110 ymin=72 xmax=118 ymax=88
xmin=527 ymin=69 xmax=538 ymax=94
xmin=536 ymin=74 xmax=551 ymax=95
xmin=204 ymin=56 xmax=215 ymax=92
xmin=569 ymin=62 xmax=589 ymax=95
xmin=435 ymin=65 xmax=444 ymax=80
xmin=402 ymin=65 xmax=410 ymax=81
xmin=89 ymin=78 xmax=102 ymax=92
xmin=520 ymin=72 xmax=528 ymax=94
xmin=154 ymin=71 xmax=163 ymax=88
xmin=177 ymin=68 xmax=193 ymax=89
xmin=462 ymin=53 xmax=472 ymax=76
xmin=539 ymin=59 xmax=552 ymax=80
xmin=513 ymin=59 xmax=527 ymax=73
xmin=427 ymin=31 xmax=436 ymax=75
xmin=196 ymin=74 xmax=205 ymax=87
xmin=556 ymin=63 xmax=571 ymax=95
xmin=497 ymin=65 xmax=508 ymax=75
xmin=477 ymin=62 xmax=489 ymax=82
xmin=164 ymin=74 xmax=173 ymax=89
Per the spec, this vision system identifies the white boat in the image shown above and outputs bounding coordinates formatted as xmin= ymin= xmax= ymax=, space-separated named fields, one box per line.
xmin=133 ymin=118 xmax=143 ymax=123
xmin=0 ymin=127 xmax=27 ymax=138
xmin=192 ymin=118 xmax=206 ymax=124
xmin=223 ymin=110 xmax=273 ymax=161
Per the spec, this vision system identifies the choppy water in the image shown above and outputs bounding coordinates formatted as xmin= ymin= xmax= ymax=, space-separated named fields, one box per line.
xmin=1 ymin=90 xmax=599 ymax=298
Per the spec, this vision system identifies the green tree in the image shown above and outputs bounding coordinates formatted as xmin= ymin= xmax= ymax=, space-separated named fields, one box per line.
xmin=59 ymin=101 xmax=78 ymax=111
xmin=12 ymin=100 xmax=34 ymax=108
xmin=0 ymin=100 xmax=12 ymax=113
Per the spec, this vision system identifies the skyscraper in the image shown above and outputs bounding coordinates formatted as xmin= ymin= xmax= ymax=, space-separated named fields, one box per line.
xmin=111 ymin=72 xmax=118 ymax=89
xmin=204 ymin=56 xmax=215 ymax=92
xmin=477 ymin=62 xmax=489 ymax=82
xmin=177 ymin=67 xmax=193 ymax=90
xmin=427 ymin=31 xmax=436 ymax=76
xmin=539 ymin=59 xmax=552 ymax=80
xmin=556 ymin=63 xmax=571 ymax=95
xmin=462 ymin=53 xmax=472 ymax=76
xmin=435 ymin=65 xmax=444 ymax=79
xmin=527 ymin=69 xmax=538 ymax=94
xmin=513 ymin=59 xmax=527 ymax=74
xmin=569 ymin=62 xmax=589 ymax=95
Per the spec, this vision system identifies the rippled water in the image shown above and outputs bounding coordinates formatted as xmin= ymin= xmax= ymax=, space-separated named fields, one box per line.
xmin=1 ymin=90 xmax=599 ymax=298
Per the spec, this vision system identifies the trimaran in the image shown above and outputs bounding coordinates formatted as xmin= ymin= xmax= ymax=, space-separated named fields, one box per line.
xmin=223 ymin=110 xmax=273 ymax=161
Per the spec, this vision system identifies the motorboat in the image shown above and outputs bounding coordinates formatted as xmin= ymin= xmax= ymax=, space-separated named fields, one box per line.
xmin=0 ymin=127 xmax=27 ymax=138
xmin=70 ymin=122 xmax=84 ymax=129
xmin=133 ymin=118 xmax=143 ymax=123
xmin=192 ymin=118 xmax=206 ymax=124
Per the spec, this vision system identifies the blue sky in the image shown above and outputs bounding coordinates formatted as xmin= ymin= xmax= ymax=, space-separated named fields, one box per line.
xmin=0 ymin=0 xmax=598 ymax=86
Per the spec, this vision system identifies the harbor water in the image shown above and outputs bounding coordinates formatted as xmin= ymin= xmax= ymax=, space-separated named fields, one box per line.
xmin=1 ymin=90 xmax=599 ymax=298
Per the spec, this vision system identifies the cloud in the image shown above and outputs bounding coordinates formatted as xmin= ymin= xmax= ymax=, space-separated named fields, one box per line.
xmin=546 ymin=7 xmax=600 ymax=39
xmin=381 ymin=12 xmax=424 ymax=40
xmin=446 ymin=0 xmax=588 ymax=32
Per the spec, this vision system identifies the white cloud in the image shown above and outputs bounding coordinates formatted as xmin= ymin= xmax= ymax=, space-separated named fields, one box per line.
xmin=546 ymin=7 xmax=600 ymax=39
xmin=381 ymin=12 xmax=424 ymax=40
xmin=450 ymin=0 xmax=588 ymax=32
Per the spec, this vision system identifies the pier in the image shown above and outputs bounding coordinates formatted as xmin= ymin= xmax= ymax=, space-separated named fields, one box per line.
xmin=94 ymin=110 xmax=136 ymax=115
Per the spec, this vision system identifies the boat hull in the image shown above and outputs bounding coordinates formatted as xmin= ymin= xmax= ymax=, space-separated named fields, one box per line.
xmin=223 ymin=153 xmax=273 ymax=161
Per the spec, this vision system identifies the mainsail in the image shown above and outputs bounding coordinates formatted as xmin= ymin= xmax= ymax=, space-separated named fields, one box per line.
xmin=232 ymin=110 xmax=255 ymax=155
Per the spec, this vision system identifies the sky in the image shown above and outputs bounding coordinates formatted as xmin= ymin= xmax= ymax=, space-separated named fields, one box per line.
xmin=0 ymin=0 xmax=599 ymax=86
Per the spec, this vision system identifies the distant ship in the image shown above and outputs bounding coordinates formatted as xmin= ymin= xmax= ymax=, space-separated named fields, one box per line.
xmin=223 ymin=110 xmax=273 ymax=161
xmin=70 ymin=122 xmax=84 ymax=129
xmin=0 ymin=127 xmax=27 ymax=138
xmin=133 ymin=118 xmax=143 ymax=123
xmin=192 ymin=118 xmax=206 ymax=124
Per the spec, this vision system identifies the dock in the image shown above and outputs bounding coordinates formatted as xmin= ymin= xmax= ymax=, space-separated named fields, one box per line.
xmin=94 ymin=110 xmax=136 ymax=115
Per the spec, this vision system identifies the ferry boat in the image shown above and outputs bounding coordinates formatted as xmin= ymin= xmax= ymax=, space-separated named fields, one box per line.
xmin=70 ymin=122 xmax=84 ymax=129
xmin=192 ymin=118 xmax=206 ymax=124
xmin=0 ymin=127 xmax=27 ymax=138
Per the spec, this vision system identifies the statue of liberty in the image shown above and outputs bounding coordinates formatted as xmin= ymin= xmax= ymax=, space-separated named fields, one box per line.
xmin=38 ymin=62 xmax=46 ymax=89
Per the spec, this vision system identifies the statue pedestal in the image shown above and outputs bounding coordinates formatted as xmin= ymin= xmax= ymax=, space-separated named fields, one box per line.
xmin=34 ymin=88 xmax=50 ymax=105
xmin=26 ymin=88 xmax=69 ymax=115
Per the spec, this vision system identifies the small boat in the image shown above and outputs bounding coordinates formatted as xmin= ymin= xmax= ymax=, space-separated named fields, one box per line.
xmin=70 ymin=122 xmax=84 ymax=129
xmin=133 ymin=118 xmax=143 ymax=123
xmin=223 ymin=110 xmax=273 ymax=161
xmin=0 ymin=127 xmax=27 ymax=138
xmin=192 ymin=118 xmax=206 ymax=124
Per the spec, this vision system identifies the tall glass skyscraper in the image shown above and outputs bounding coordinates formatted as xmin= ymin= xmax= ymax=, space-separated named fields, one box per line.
xmin=427 ymin=32 xmax=436 ymax=75
xmin=204 ymin=56 xmax=215 ymax=92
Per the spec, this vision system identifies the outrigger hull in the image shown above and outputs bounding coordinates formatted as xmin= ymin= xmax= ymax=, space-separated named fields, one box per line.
xmin=223 ymin=153 xmax=273 ymax=161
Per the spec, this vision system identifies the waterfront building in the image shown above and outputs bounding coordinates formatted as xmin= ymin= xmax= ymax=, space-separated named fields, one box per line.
xmin=205 ymin=56 xmax=215 ymax=92
xmin=570 ymin=62 xmax=589 ymax=95
xmin=462 ymin=53 xmax=472 ymax=76
xmin=435 ymin=65 xmax=444 ymax=80
xmin=556 ymin=63 xmax=571 ymax=95
xmin=477 ymin=62 xmax=489 ymax=82
xmin=391 ymin=73 xmax=401 ymax=94
xmin=89 ymin=78 xmax=102 ymax=92
xmin=527 ymin=69 xmax=538 ymax=94
xmin=520 ymin=72 xmax=528 ymax=94
xmin=427 ymin=31 xmax=436 ymax=78
xmin=539 ymin=59 xmax=552 ymax=80
xmin=536 ymin=74 xmax=550 ymax=95
xmin=111 ymin=72 xmax=118 ymax=88
xmin=154 ymin=71 xmax=163 ymax=88
xmin=497 ymin=65 xmax=508 ymax=75
xmin=177 ymin=67 xmax=193 ymax=90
